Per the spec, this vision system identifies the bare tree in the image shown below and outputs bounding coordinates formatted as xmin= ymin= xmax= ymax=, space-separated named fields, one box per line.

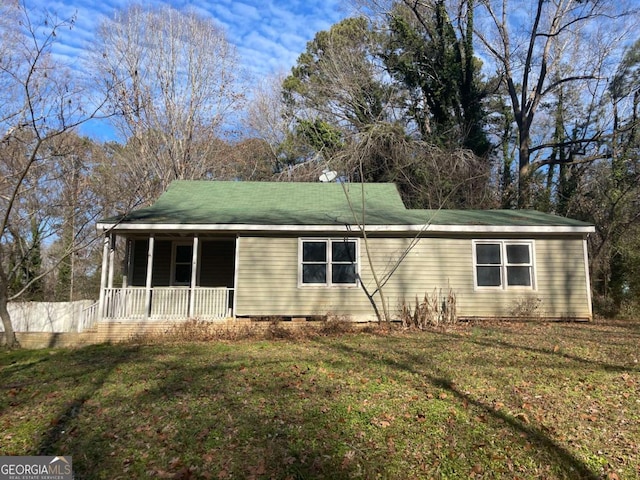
xmin=47 ymin=134 xmax=110 ymax=302
xmin=0 ymin=3 xmax=111 ymax=348
xmin=573 ymin=39 xmax=640 ymax=315
xmin=334 ymin=122 xmax=487 ymax=323
xmin=475 ymin=0 xmax=637 ymax=207
xmin=284 ymin=17 xmax=393 ymax=131
xmin=282 ymin=16 xmax=400 ymax=174
xmin=243 ymin=73 xmax=298 ymax=175
xmin=92 ymin=5 xmax=246 ymax=205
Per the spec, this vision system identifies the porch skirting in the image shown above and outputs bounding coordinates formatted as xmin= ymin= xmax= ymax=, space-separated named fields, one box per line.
xmin=6 ymin=318 xmax=241 ymax=348
xmin=7 ymin=318 xmax=342 ymax=349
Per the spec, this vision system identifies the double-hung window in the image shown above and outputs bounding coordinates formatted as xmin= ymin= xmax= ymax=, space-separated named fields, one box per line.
xmin=172 ymin=243 xmax=193 ymax=286
xmin=300 ymin=239 xmax=358 ymax=286
xmin=474 ymin=241 xmax=534 ymax=289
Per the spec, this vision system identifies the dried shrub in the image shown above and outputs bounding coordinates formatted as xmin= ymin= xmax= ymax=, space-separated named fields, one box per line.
xmin=128 ymin=319 xmax=262 ymax=344
xmin=510 ymin=297 xmax=543 ymax=319
xmin=264 ymin=315 xmax=358 ymax=339
xmin=125 ymin=314 xmax=378 ymax=345
xmin=264 ymin=317 xmax=295 ymax=340
xmin=316 ymin=314 xmax=356 ymax=336
xmin=400 ymin=288 xmax=457 ymax=329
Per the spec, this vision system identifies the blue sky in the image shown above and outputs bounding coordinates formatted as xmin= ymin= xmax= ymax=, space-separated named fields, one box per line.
xmin=20 ymin=0 xmax=351 ymax=140
xmin=26 ymin=0 xmax=350 ymax=77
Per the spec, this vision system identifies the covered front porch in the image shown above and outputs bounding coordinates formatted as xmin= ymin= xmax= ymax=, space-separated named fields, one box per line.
xmin=98 ymin=233 xmax=236 ymax=321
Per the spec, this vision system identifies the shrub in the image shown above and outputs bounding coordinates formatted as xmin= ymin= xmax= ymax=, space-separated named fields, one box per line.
xmin=128 ymin=319 xmax=261 ymax=344
xmin=316 ymin=314 xmax=356 ymax=336
xmin=510 ymin=296 xmax=543 ymax=319
xmin=400 ymin=288 xmax=457 ymax=329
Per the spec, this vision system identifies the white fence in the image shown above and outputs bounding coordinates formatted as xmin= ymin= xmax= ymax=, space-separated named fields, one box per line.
xmin=1 ymin=288 xmax=233 ymax=335
xmin=2 ymin=300 xmax=95 ymax=333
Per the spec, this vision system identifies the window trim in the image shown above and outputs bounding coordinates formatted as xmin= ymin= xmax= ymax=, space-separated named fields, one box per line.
xmin=472 ymin=240 xmax=536 ymax=290
xmin=298 ymin=238 xmax=360 ymax=287
xmin=171 ymin=241 xmax=194 ymax=286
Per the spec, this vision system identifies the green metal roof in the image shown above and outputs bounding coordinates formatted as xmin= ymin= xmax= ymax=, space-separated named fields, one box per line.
xmin=400 ymin=208 xmax=592 ymax=227
xmin=99 ymin=180 xmax=593 ymax=229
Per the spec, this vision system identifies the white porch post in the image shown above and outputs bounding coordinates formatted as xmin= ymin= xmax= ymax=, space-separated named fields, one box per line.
xmin=107 ymin=234 xmax=116 ymax=289
xmin=122 ymin=238 xmax=131 ymax=288
xmin=145 ymin=234 xmax=155 ymax=318
xmin=583 ymin=237 xmax=593 ymax=320
xmin=98 ymin=233 xmax=110 ymax=318
xmin=232 ymin=235 xmax=239 ymax=318
xmin=189 ymin=235 xmax=199 ymax=318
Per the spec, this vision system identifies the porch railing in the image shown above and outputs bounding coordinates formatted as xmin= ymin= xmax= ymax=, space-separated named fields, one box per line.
xmin=151 ymin=287 xmax=190 ymax=318
xmin=104 ymin=287 xmax=147 ymax=319
xmin=79 ymin=301 xmax=100 ymax=332
xmin=102 ymin=287 xmax=233 ymax=320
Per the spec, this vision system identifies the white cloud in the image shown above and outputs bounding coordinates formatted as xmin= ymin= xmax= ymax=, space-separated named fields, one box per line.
xmin=229 ymin=1 xmax=261 ymax=21
xmin=23 ymin=0 xmax=349 ymax=76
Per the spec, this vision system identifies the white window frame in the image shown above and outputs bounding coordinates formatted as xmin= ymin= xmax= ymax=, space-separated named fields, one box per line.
xmin=171 ymin=241 xmax=194 ymax=286
xmin=298 ymin=238 xmax=359 ymax=287
xmin=472 ymin=240 xmax=536 ymax=290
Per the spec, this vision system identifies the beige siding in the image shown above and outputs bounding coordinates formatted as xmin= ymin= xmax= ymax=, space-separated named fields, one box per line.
xmin=362 ymin=237 xmax=472 ymax=317
xmin=235 ymin=235 xmax=591 ymax=320
xmin=235 ymin=237 xmax=372 ymax=317
xmin=530 ymin=238 xmax=590 ymax=318
xmin=372 ymin=237 xmax=590 ymax=319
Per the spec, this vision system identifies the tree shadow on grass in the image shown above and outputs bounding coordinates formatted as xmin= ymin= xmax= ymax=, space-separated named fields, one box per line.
xmin=440 ymin=327 xmax=639 ymax=373
xmin=40 ymin=344 xmax=365 ymax=480
xmin=7 ymin=332 xmax=626 ymax=479
xmin=322 ymin=338 xmax=601 ymax=480
xmin=0 ymin=355 xmax=50 ymax=386
xmin=590 ymin=318 xmax=640 ymax=333
xmin=429 ymin=376 xmax=599 ymax=478
xmin=32 ymin=344 xmax=144 ymax=456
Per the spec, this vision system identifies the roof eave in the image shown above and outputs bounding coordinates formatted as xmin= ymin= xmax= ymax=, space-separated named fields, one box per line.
xmin=96 ymin=222 xmax=595 ymax=235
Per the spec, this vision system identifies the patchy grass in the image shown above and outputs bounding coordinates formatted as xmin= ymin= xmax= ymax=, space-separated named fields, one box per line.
xmin=1 ymin=320 xmax=639 ymax=479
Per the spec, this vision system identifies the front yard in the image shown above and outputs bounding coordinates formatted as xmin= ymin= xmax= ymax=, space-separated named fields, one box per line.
xmin=1 ymin=320 xmax=639 ymax=479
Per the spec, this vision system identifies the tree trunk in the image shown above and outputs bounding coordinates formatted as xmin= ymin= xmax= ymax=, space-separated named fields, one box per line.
xmin=518 ymin=127 xmax=532 ymax=208
xmin=0 ymin=279 xmax=18 ymax=348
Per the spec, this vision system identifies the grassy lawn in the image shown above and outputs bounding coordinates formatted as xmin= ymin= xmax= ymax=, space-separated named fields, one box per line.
xmin=1 ymin=320 xmax=639 ymax=479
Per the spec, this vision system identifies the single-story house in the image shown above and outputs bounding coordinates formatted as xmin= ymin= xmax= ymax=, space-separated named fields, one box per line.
xmin=94 ymin=181 xmax=595 ymax=323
